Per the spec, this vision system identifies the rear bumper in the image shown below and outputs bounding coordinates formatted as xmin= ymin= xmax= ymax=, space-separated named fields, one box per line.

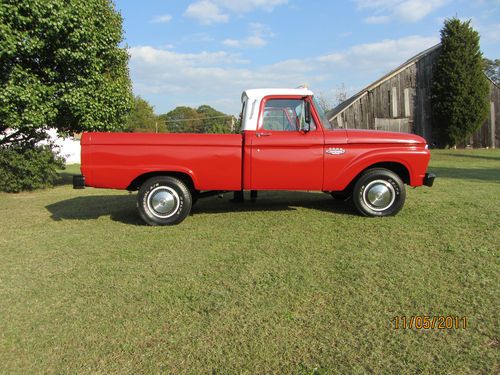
xmin=423 ymin=172 xmax=436 ymax=187
xmin=73 ymin=175 xmax=85 ymax=189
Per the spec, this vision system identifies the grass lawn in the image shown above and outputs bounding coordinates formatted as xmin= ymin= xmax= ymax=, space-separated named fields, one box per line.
xmin=0 ymin=149 xmax=499 ymax=374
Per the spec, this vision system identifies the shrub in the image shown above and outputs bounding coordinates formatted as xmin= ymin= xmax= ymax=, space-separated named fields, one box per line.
xmin=0 ymin=145 xmax=65 ymax=193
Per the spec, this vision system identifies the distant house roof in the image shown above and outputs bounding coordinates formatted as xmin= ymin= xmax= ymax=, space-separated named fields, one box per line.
xmin=326 ymin=43 xmax=442 ymax=121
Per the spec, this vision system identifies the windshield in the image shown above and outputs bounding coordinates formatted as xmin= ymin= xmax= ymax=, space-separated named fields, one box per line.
xmin=313 ymin=97 xmax=333 ymax=130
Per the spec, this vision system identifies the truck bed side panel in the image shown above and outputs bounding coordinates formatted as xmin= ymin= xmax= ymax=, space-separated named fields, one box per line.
xmin=81 ymin=133 xmax=242 ymax=191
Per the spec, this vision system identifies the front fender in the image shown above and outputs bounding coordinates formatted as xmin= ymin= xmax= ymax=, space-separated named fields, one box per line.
xmin=323 ymin=146 xmax=430 ymax=191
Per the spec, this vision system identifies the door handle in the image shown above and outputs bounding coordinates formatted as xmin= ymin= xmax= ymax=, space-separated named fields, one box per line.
xmin=256 ymin=132 xmax=271 ymax=137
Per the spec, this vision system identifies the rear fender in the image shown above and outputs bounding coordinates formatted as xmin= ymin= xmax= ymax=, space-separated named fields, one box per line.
xmin=86 ymin=164 xmax=198 ymax=191
xmin=126 ymin=166 xmax=199 ymax=191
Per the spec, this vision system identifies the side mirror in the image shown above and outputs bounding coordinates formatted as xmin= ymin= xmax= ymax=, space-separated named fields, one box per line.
xmin=303 ymin=100 xmax=311 ymax=132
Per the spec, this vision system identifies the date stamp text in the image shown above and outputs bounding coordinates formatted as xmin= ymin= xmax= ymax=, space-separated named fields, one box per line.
xmin=391 ymin=316 xmax=467 ymax=330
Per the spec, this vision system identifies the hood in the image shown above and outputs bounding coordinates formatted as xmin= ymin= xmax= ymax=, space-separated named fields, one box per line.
xmin=346 ymin=129 xmax=426 ymax=145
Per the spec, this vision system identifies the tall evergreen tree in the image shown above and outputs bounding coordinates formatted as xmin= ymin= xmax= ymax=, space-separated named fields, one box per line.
xmin=431 ymin=18 xmax=489 ymax=147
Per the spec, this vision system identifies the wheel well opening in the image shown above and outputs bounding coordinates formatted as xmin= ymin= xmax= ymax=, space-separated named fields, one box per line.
xmin=360 ymin=162 xmax=410 ymax=184
xmin=127 ymin=172 xmax=195 ymax=192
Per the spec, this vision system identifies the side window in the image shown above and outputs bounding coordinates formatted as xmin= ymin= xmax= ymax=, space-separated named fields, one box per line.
xmin=262 ymin=99 xmax=316 ymax=131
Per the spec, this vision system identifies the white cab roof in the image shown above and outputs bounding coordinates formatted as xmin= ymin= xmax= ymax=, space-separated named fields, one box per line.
xmin=241 ymin=88 xmax=315 ymax=131
xmin=242 ymin=88 xmax=314 ymax=103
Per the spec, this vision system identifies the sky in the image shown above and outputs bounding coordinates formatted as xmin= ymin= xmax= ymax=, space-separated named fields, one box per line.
xmin=115 ymin=0 xmax=500 ymax=115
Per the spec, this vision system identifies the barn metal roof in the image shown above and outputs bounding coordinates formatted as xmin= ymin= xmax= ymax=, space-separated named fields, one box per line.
xmin=326 ymin=43 xmax=442 ymax=121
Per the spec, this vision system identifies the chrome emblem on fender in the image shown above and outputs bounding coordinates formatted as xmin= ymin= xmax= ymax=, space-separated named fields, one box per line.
xmin=326 ymin=148 xmax=346 ymax=155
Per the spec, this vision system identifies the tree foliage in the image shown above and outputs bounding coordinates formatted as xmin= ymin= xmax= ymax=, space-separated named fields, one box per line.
xmin=159 ymin=105 xmax=233 ymax=133
xmin=159 ymin=106 xmax=202 ymax=133
xmin=125 ymin=96 xmax=158 ymax=132
xmin=0 ymin=0 xmax=132 ymax=191
xmin=0 ymin=0 xmax=133 ymax=146
xmin=196 ymin=105 xmax=233 ymax=133
xmin=431 ymin=18 xmax=489 ymax=147
xmin=483 ymin=58 xmax=499 ymax=85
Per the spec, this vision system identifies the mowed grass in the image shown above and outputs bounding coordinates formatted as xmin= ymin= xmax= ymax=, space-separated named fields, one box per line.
xmin=0 ymin=150 xmax=499 ymax=374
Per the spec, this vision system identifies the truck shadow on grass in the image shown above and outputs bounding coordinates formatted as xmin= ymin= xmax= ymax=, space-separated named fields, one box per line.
xmin=45 ymin=191 xmax=355 ymax=225
xmin=46 ymin=194 xmax=143 ymax=225
xmin=193 ymin=192 xmax=354 ymax=217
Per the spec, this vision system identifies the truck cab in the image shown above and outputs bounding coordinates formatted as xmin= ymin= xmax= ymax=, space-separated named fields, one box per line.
xmin=241 ymin=88 xmax=340 ymax=191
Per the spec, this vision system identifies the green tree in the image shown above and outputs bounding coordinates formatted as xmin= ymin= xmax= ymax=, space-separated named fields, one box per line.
xmin=431 ymin=18 xmax=489 ymax=147
xmin=196 ymin=105 xmax=232 ymax=133
xmin=0 ymin=0 xmax=132 ymax=191
xmin=125 ymin=96 xmax=158 ymax=132
xmin=159 ymin=107 xmax=202 ymax=133
xmin=483 ymin=58 xmax=499 ymax=85
xmin=0 ymin=0 xmax=133 ymax=144
xmin=158 ymin=105 xmax=234 ymax=133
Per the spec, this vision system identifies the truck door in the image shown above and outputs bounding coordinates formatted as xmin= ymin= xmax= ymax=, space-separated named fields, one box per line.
xmin=248 ymin=97 xmax=324 ymax=190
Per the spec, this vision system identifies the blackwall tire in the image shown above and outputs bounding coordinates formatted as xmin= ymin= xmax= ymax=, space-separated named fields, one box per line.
xmin=137 ymin=176 xmax=192 ymax=226
xmin=352 ymin=168 xmax=406 ymax=217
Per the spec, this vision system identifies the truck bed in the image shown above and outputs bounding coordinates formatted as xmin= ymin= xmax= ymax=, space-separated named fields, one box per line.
xmin=81 ymin=132 xmax=243 ymax=191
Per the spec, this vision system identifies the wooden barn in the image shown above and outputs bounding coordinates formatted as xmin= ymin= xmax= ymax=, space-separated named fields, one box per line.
xmin=326 ymin=44 xmax=499 ymax=148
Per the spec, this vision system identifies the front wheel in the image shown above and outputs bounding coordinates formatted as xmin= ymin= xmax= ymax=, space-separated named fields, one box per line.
xmin=352 ymin=168 xmax=405 ymax=217
xmin=137 ymin=176 xmax=192 ymax=225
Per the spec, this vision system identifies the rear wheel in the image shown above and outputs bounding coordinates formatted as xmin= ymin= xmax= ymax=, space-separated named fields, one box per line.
xmin=137 ymin=176 xmax=192 ymax=226
xmin=352 ymin=168 xmax=405 ymax=217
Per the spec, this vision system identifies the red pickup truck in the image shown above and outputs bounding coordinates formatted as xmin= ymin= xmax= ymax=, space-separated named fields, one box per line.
xmin=74 ymin=88 xmax=435 ymax=225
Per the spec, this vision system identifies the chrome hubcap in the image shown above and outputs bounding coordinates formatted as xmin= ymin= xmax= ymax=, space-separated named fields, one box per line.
xmin=363 ymin=180 xmax=395 ymax=211
xmin=147 ymin=186 xmax=180 ymax=218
